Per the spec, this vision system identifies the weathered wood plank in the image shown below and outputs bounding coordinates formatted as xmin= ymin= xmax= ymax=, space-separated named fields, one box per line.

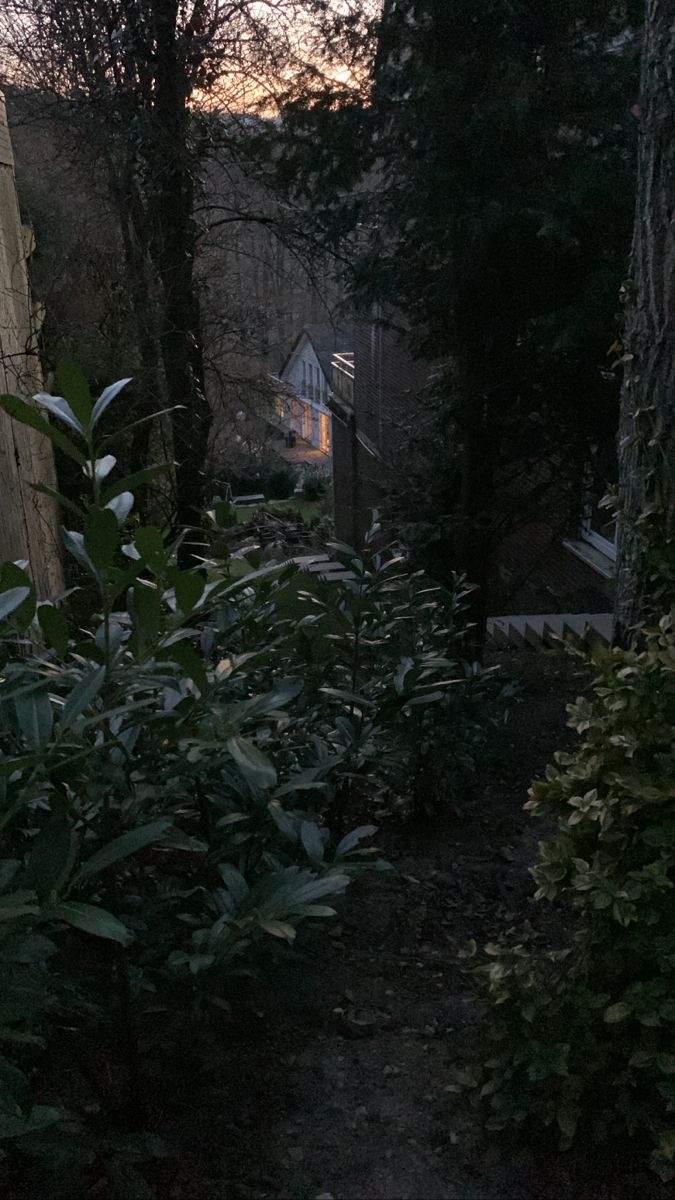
xmin=0 ymin=93 xmax=63 ymax=599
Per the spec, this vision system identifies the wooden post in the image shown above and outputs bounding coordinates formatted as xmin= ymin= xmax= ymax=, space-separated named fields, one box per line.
xmin=0 ymin=91 xmax=63 ymax=599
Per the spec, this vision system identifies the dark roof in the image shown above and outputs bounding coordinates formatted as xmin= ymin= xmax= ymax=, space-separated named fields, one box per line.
xmin=279 ymin=323 xmax=354 ymax=382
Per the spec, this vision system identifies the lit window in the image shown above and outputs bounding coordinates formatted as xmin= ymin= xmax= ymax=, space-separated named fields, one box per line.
xmin=320 ymin=412 xmax=330 ymax=453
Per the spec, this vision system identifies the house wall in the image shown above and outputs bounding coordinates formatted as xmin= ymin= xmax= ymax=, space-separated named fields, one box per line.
xmin=335 ymin=308 xmax=614 ymax=612
xmin=353 ymin=316 xmax=431 ymax=460
xmin=332 ymin=312 xmax=431 ymax=542
xmin=332 ymin=416 xmax=356 ymax=543
xmin=283 ymin=338 xmax=331 ymax=407
xmin=492 ymin=519 xmax=613 ymax=614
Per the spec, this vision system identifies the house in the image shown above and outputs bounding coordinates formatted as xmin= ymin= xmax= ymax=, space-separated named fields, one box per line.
xmin=330 ymin=306 xmax=615 ymax=618
xmin=270 ymin=324 xmax=352 ymax=469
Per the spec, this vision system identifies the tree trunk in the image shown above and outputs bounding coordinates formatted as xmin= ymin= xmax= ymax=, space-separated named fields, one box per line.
xmin=115 ymin=167 xmax=166 ymax=511
xmin=615 ymin=2 xmax=675 ymax=636
xmin=454 ymin=342 xmax=500 ymax=647
xmin=152 ymin=1 xmax=212 ymax=559
xmin=457 ymin=388 xmax=490 ymax=645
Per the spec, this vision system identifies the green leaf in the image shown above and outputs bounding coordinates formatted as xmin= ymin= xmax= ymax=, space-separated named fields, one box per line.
xmin=84 ymin=506 xmax=119 ymax=572
xmin=657 ymin=1129 xmax=675 ymax=1160
xmin=134 ymin=527 xmax=165 ymax=572
xmin=273 ymin=765 xmax=327 ymax=799
xmin=0 ymin=393 xmax=86 ymax=465
xmin=33 ymin=392 xmax=85 ymax=435
xmin=62 ymin=529 xmax=95 ymax=574
xmin=14 ymin=691 xmax=53 ymax=751
xmin=657 ymin=1054 xmax=675 ymax=1075
xmin=300 ymin=820 xmax=325 ymax=863
xmin=604 ymin=1001 xmax=633 ymax=1024
xmin=107 ymin=1162 xmax=155 ymax=1200
xmin=0 ymin=890 xmax=39 ymax=920
xmin=258 ymin=917 xmax=296 ymax=942
xmin=60 ymin=665 xmax=106 ymax=729
xmin=99 ymin=405 xmax=182 ymax=450
xmin=0 ymin=564 xmax=35 ymax=628
xmin=37 ymin=604 xmax=69 ymax=656
xmin=102 ymin=463 xmax=174 ymax=504
xmin=335 ymin=825 xmax=378 ymax=857
xmin=218 ymin=863 xmax=249 ymax=904
xmin=238 ymin=678 xmax=303 ymax=720
xmin=132 ymin=584 xmax=162 ymax=644
xmin=55 ymin=360 xmax=92 ymax=426
xmin=6 ymin=934 xmax=57 ymax=964
xmin=86 ymin=454 xmax=117 ymax=482
xmin=168 ymin=567 xmax=204 ymax=614
xmin=106 ymin=492 xmax=134 ymax=524
xmin=0 ymin=860 xmax=20 ymax=891
xmin=0 ymin=587 xmax=30 ymax=623
xmin=48 ymin=901 xmax=132 ymax=945
xmin=226 ymin=736 xmax=277 ymax=790
xmin=73 ymin=819 xmax=172 ymax=884
xmin=0 ymin=1105 xmax=63 ymax=1140
xmin=91 ymin=377 xmax=132 ymax=427
xmin=22 ymin=821 xmax=76 ymax=902
xmin=166 ymin=641 xmax=207 ymax=694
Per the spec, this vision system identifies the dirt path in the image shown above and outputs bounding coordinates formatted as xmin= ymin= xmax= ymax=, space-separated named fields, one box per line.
xmin=165 ymin=653 xmax=667 ymax=1200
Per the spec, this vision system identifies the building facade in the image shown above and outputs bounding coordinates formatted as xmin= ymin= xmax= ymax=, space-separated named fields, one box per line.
xmin=331 ymin=310 xmax=432 ymax=545
xmin=330 ymin=306 xmax=614 ymax=615
xmin=272 ymin=324 xmax=352 ymax=465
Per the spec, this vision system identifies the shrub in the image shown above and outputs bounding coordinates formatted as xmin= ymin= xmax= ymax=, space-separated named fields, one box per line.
xmin=265 ymin=467 xmax=297 ymax=500
xmin=0 ymin=372 xmax=489 ymax=1194
xmin=0 ymin=373 xmax=381 ymax=1196
xmin=274 ymin=518 xmax=495 ymax=822
xmin=455 ymin=614 xmax=675 ymax=1179
xmin=302 ymin=472 xmax=327 ymax=502
xmin=219 ymin=463 xmax=296 ymax=500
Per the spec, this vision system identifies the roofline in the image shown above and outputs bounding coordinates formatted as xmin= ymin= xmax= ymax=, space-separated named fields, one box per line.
xmin=278 ymin=325 xmax=353 ymax=381
xmin=277 ymin=329 xmax=308 ymax=380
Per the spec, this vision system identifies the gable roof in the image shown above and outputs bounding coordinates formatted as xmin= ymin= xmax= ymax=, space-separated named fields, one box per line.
xmin=279 ymin=322 xmax=354 ymax=383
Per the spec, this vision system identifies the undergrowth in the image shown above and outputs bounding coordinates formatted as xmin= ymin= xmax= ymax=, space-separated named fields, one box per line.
xmin=0 ymin=368 xmax=487 ymax=1196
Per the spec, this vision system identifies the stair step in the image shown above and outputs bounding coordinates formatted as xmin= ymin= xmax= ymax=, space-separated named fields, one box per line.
xmin=488 ymin=617 xmax=511 ymax=648
xmin=561 ymin=614 xmax=589 ymax=640
xmin=542 ymin=615 xmax=565 ymax=643
xmin=507 ymin=617 xmax=527 ymax=647
xmin=588 ymin=613 xmax=614 ymax=644
xmin=488 ymin=612 xmax=613 ymax=650
xmin=523 ymin=616 xmax=547 ymax=647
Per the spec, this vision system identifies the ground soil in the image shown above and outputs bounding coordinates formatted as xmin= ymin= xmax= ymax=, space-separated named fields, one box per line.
xmin=157 ymin=649 xmax=670 ymax=1200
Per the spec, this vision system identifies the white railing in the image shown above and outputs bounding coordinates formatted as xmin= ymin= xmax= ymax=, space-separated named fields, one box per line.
xmin=332 ymin=352 xmax=355 ymax=379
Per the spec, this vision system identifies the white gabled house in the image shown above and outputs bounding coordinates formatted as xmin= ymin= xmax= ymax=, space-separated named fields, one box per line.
xmin=270 ymin=324 xmax=353 ymax=461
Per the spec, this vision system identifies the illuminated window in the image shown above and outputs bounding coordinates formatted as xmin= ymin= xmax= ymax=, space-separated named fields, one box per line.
xmin=320 ymin=412 xmax=330 ymax=453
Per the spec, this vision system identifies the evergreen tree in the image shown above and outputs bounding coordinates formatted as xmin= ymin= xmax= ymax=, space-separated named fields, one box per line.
xmin=362 ymin=0 xmax=641 ymax=621
xmin=276 ymin=1 xmax=641 ymax=619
